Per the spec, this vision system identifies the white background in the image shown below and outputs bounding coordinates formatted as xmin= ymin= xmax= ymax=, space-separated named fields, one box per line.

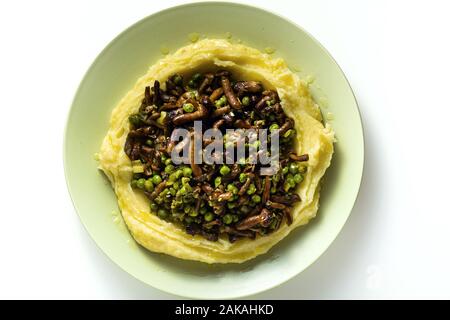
xmin=0 ymin=0 xmax=449 ymax=299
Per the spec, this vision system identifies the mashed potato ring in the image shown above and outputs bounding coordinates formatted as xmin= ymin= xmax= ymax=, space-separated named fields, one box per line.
xmin=99 ymin=39 xmax=334 ymax=264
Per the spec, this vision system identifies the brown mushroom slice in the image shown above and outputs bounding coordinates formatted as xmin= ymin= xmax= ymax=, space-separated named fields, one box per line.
xmin=255 ymin=95 xmax=271 ymax=110
xmin=198 ymin=73 xmax=214 ymax=93
xmin=124 ymin=136 xmax=137 ymax=159
xmin=284 ymin=208 xmax=293 ymax=226
xmin=128 ymin=126 xmax=153 ymax=138
xmin=289 ymin=153 xmax=309 ymax=162
xmin=176 ymin=91 xmax=194 ymax=107
xmin=234 ymin=119 xmax=252 ymax=129
xmin=148 ymin=112 xmax=160 ymax=120
xmin=152 ymin=80 xmax=162 ymax=106
xmin=221 ymin=76 xmax=242 ymax=109
xmin=262 ymin=176 xmax=271 ymax=203
xmin=209 ymin=87 xmax=224 ymax=102
xmin=236 ymin=208 xmax=271 ymax=230
xmin=254 ymin=174 xmax=262 ymax=193
xmin=222 ymin=226 xmax=256 ymax=239
xmin=212 ymin=119 xmax=225 ymax=129
xmin=279 ymin=119 xmax=294 ymax=136
xmin=233 ymin=81 xmax=263 ymax=96
xmin=201 ymin=183 xmax=214 ymax=195
xmin=217 ymin=191 xmax=233 ymax=202
xmin=238 ymin=173 xmax=254 ymax=196
xmin=270 ymin=194 xmax=301 ymax=205
xmin=266 ymin=201 xmax=287 ymax=210
xmin=189 ymin=133 xmax=202 ymax=177
xmin=148 ymin=181 xmax=167 ymax=200
xmin=172 ymin=101 xmax=208 ymax=125
xmin=211 ymin=106 xmax=231 ymax=118
xmin=160 ymin=103 xmax=179 ymax=111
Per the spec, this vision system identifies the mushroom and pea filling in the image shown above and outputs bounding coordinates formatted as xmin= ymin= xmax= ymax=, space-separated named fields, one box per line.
xmin=124 ymin=71 xmax=308 ymax=242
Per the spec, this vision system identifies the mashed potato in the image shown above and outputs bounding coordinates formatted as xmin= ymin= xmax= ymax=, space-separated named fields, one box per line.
xmin=99 ymin=39 xmax=334 ymax=264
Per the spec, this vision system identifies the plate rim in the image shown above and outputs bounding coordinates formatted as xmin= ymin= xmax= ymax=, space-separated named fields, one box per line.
xmin=63 ymin=0 xmax=365 ymax=299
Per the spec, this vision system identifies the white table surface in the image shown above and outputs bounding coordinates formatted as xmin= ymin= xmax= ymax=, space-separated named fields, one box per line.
xmin=1 ymin=0 xmax=449 ymax=299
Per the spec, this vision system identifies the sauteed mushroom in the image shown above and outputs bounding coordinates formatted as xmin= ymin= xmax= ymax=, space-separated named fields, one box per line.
xmin=124 ymin=71 xmax=307 ymax=242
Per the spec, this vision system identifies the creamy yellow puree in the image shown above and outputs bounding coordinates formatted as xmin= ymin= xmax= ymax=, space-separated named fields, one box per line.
xmin=99 ymin=39 xmax=334 ymax=264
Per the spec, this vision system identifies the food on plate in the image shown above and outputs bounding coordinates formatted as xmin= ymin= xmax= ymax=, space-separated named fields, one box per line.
xmin=99 ymin=39 xmax=334 ymax=263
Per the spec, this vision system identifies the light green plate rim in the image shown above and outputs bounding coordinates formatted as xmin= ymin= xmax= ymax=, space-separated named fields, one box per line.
xmin=64 ymin=1 xmax=364 ymax=299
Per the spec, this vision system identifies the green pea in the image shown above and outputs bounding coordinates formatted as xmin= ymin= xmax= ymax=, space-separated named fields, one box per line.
xmin=270 ymin=186 xmax=277 ymax=194
xmin=160 ymin=188 xmax=169 ymax=198
xmin=273 ymin=173 xmax=280 ymax=183
xmin=184 ymin=206 xmax=192 ymax=214
xmin=182 ymin=167 xmax=192 ymax=177
xmin=192 ymin=73 xmax=203 ymax=82
xmin=189 ymin=210 xmax=199 ymax=217
xmin=161 ymin=154 xmax=168 ymax=162
xmin=283 ymin=182 xmax=291 ymax=192
xmin=150 ymin=203 xmax=158 ymax=212
xmin=175 ymin=169 xmax=184 ymax=179
xmin=145 ymin=139 xmax=154 ymax=146
xmin=215 ymin=96 xmax=227 ymax=107
xmin=227 ymin=184 xmax=239 ymax=195
xmin=157 ymin=208 xmax=169 ymax=219
xmin=239 ymin=173 xmax=248 ymax=183
xmin=136 ymin=178 xmax=146 ymax=189
xmin=246 ymin=183 xmax=256 ymax=195
xmin=200 ymin=206 xmax=207 ymax=215
xmin=214 ymin=176 xmax=222 ymax=188
xmin=178 ymin=186 xmax=187 ymax=195
xmin=204 ymin=212 xmax=214 ymax=222
xmin=173 ymin=74 xmax=183 ymax=86
xmin=222 ymin=214 xmax=233 ymax=225
xmin=183 ymin=103 xmax=195 ymax=113
xmin=240 ymin=206 xmax=250 ymax=214
xmin=227 ymin=202 xmax=236 ymax=209
xmin=289 ymin=162 xmax=299 ymax=174
xmin=282 ymin=167 xmax=289 ymax=175
xmin=242 ymin=96 xmax=250 ymax=106
xmin=188 ymin=79 xmax=197 ymax=88
xmin=144 ymin=179 xmax=154 ymax=192
xmin=152 ymin=175 xmax=162 ymax=185
xmin=232 ymin=215 xmax=239 ymax=223
xmin=220 ymin=165 xmax=231 ymax=176
xmin=128 ymin=114 xmax=141 ymax=127
xmin=299 ymin=165 xmax=307 ymax=174
xmin=169 ymin=172 xmax=177 ymax=182
xmin=252 ymin=195 xmax=261 ymax=203
xmin=286 ymin=174 xmax=295 ymax=185
xmin=165 ymin=164 xmax=175 ymax=174
xmin=130 ymin=179 xmax=138 ymax=188
xmin=294 ymin=174 xmax=304 ymax=184
xmin=286 ymin=177 xmax=295 ymax=187
xmin=181 ymin=177 xmax=190 ymax=186
xmin=283 ymin=129 xmax=295 ymax=138
xmin=164 ymin=158 xmax=172 ymax=166
xmin=269 ymin=123 xmax=280 ymax=131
